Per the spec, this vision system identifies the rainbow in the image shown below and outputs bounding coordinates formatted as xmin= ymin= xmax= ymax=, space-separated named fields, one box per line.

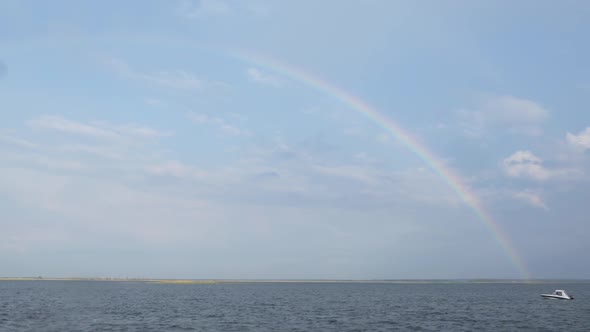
xmin=234 ymin=50 xmax=531 ymax=279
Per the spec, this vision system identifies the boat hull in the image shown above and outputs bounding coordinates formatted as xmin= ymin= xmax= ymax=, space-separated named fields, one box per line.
xmin=541 ymin=294 xmax=573 ymax=300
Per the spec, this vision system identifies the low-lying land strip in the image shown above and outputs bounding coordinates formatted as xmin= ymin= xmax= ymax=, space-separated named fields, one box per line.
xmin=1 ymin=277 xmax=589 ymax=284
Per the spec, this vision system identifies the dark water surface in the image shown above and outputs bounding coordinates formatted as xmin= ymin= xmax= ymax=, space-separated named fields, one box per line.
xmin=1 ymin=281 xmax=589 ymax=331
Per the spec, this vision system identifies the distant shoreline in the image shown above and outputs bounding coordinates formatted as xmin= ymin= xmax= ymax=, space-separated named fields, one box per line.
xmin=1 ymin=277 xmax=589 ymax=284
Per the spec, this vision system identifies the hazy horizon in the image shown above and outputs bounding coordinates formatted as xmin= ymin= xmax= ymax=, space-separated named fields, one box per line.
xmin=1 ymin=0 xmax=590 ymax=280
xmin=3 ymin=276 xmax=590 ymax=282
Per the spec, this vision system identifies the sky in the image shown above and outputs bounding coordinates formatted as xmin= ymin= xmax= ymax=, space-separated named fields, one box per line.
xmin=1 ymin=0 xmax=590 ymax=279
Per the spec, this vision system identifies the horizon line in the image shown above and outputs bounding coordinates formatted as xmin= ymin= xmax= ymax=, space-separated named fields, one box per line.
xmin=2 ymin=277 xmax=589 ymax=282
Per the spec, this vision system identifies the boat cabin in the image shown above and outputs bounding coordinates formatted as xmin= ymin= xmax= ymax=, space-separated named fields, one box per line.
xmin=541 ymin=289 xmax=574 ymax=300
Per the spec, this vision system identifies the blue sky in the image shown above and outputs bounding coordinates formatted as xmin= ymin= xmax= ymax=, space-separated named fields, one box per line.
xmin=1 ymin=0 xmax=590 ymax=279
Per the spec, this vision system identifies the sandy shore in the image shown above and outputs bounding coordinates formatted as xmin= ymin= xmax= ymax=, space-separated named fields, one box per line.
xmin=1 ymin=277 xmax=588 ymax=284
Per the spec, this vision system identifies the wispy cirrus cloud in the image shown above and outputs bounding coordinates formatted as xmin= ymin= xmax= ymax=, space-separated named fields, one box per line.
xmin=29 ymin=115 xmax=120 ymax=140
xmin=2 ymin=116 xmax=173 ymax=177
xmin=187 ymin=112 xmax=245 ymax=136
xmin=476 ymin=186 xmax=549 ymax=210
xmin=457 ymin=95 xmax=549 ymax=137
xmin=28 ymin=115 xmax=170 ymax=141
xmin=145 ymin=160 xmax=197 ymax=178
xmin=512 ymin=190 xmax=548 ymax=209
xmin=142 ymin=140 xmax=462 ymax=210
xmin=104 ymin=57 xmax=228 ymax=92
xmin=13 ymin=155 xmax=85 ymax=171
xmin=58 ymin=144 xmax=126 ymax=160
xmin=0 ymin=133 xmax=38 ymax=149
xmin=246 ymin=67 xmax=281 ymax=87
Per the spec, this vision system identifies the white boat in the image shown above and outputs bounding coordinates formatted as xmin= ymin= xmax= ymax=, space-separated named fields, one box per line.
xmin=541 ymin=289 xmax=574 ymax=300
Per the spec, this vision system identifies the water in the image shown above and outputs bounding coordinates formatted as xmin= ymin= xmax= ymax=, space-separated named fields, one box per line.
xmin=1 ymin=281 xmax=589 ymax=331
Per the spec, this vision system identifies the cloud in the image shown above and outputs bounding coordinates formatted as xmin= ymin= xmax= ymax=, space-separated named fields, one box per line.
xmin=566 ymin=127 xmax=590 ymax=151
xmin=29 ymin=116 xmax=120 ymax=140
xmin=18 ymin=155 xmax=85 ymax=171
xmin=104 ymin=57 xmax=228 ymax=92
xmin=187 ymin=112 xmax=244 ymax=136
xmin=58 ymin=144 xmax=125 ymax=160
xmin=0 ymin=115 xmax=508 ymax=277
xmin=246 ymin=67 xmax=281 ymax=87
xmin=501 ymin=149 xmax=582 ymax=182
xmin=502 ymin=150 xmax=551 ymax=181
xmin=28 ymin=115 xmax=169 ymax=141
xmin=179 ymin=0 xmax=231 ymax=19
xmin=483 ymin=95 xmax=548 ymax=124
xmin=0 ymin=116 xmax=174 ymax=182
xmin=311 ymin=165 xmax=380 ymax=186
xmin=0 ymin=167 xmax=216 ymax=250
xmin=137 ymin=135 xmax=464 ymax=211
xmin=146 ymin=161 xmax=189 ymax=177
xmin=118 ymin=124 xmax=169 ymax=139
xmin=0 ymin=133 xmax=38 ymax=149
xmin=145 ymin=71 xmax=204 ymax=91
xmin=219 ymin=123 xmax=242 ymax=136
xmin=513 ymin=190 xmax=548 ymax=209
xmin=457 ymin=95 xmax=549 ymax=137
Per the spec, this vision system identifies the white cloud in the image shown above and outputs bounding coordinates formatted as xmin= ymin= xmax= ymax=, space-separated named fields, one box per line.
xmin=104 ymin=57 xmax=228 ymax=92
xmin=187 ymin=112 xmax=245 ymax=136
xmin=220 ymin=123 xmax=242 ymax=136
xmin=179 ymin=0 xmax=231 ymax=19
xmin=146 ymin=161 xmax=189 ymax=177
xmin=29 ymin=115 xmax=120 ymax=140
xmin=566 ymin=127 xmax=590 ymax=151
xmin=139 ymin=138 xmax=462 ymax=210
xmin=457 ymin=95 xmax=549 ymax=137
xmin=312 ymin=165 xmax=379 ymax=186
xmin=0 ymin=167 xmax=216 ymax=250
xmin=482 ymin=95 xmax=548 ymax=124
xmin=513 ymin=190 xmax=548 ymax=209
xmin=143 ymin=70 xmax=203 ymax=91
xmin=118 ymin=124 xmax=169 ymax=139
xmin=246 ymin=67 xmax=281 ymax=87
xmin=59 ymin=144 xmax=125 ymax=160
xmin=1 ymin=153 xmax=86 ymax=172
xmin=503 ymin=150 xmax=551 ymax=181
xmin=14 ymin=115 xmax=172 ymax=173
xmin=0 ymin=133 xmax=38 ymax=149
xmin=502 ymin=150 xmax=583 ymax=182
xmin=0 ymin=119 xmax=487 ymax=277
xmin=28 ymin=115 xmax=169 ymax=141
